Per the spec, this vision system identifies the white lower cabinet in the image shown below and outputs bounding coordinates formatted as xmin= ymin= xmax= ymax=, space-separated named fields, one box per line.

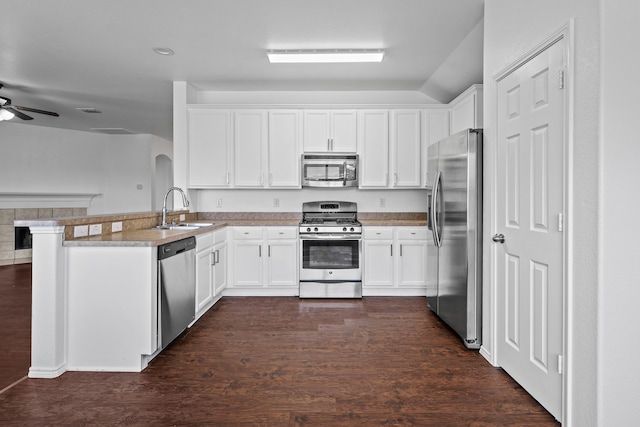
xmin=195 ymin=229 xmax=227 ymax=320
xmin=363 ymin=226 xmax=428 ymax=296
xmin=228 ymin=226 xmax=298 ymax=296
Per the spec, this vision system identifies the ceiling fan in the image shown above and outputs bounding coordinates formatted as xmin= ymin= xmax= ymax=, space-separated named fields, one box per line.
xmin=0 ymin=84 xmax=60 ymax=121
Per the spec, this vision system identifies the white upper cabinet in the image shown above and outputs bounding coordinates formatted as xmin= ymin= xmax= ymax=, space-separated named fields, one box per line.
xmin=187 ymin=108 xmax=300 ymax=189
xmin=234 ymin=110 xmax=268 ymax=187
xmin=268 ymin=110 xmax=301 ymax=188
xmin=358 ymin=110 xmax=390 ymax=188
xmin=188 ymin=108 xmax=231 ymax=187
xmin=303 ymin=110 xmax=357 ymax=152
xmin=423 ymin=109 xmax=451 ymax=187
xmin=450 ymin=84 xmax=483 ymax=134
xmin=390 ymin=109 xmax=422 ymax=188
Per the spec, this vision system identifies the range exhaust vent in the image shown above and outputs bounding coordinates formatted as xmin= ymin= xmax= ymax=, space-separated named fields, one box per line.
xmin=90 ymin=128 xmax=135 ymax=135
xmin=76 ymin=107 xmax=102 ymax=113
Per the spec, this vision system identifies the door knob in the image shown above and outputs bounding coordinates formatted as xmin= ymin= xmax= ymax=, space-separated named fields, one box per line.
xmin=492 ymin=233 xmax=505 ymax=244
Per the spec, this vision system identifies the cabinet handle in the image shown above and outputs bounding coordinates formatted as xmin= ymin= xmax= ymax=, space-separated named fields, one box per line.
xmin=226 ymin=172 xmax=230 ymax=185
xmin=390 ymin=245 xmax=393 ymax=257
xmin=327 ymin=138 xmax=331 ymax=151
xmin=268 ymin=245 xmax=271 ymax=257
xmin=215 ymin=249 xmax=219 ymax=264
xmin=211 ymin=252 xmax=215 ymax=266
xmin=269 ymin=173 xmax=273 ymax=186
xmin=260 ymin=173 xmax=264 ymax=186
xmin=259 ymin=245 xmax=262 ymax=257
xmin=400 ymin=244 xmax=403 ymax=256
xmin=394 ymin=173 xmax=398 ymax=186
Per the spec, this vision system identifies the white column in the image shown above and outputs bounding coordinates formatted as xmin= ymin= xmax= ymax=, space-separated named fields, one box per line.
xmin=28 ymin=226 xmax=67 ymax=378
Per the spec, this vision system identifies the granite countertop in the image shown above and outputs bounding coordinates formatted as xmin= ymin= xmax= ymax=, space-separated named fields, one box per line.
xmin=63 ymin=223 xmax=228 ymax=247
xmin=22 ymin=211 xmax=427 ymax=247
xmin=360 ymin=219 xmax=427 ymax=227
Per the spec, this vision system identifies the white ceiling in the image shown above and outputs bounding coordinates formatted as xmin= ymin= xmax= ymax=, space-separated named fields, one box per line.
xmin=1 ymin=0 xmax=484 ymax=141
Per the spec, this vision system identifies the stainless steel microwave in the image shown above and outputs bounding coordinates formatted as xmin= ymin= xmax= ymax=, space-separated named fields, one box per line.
xmin=301 ymin=153 xmax=359 ymax=187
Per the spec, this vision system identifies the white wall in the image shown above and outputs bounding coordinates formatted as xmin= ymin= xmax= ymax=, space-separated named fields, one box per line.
xmin=197 ymin=90 xmax=439 ymax=105
xmin=197 ymin=188 xmax=428 ymax=212
xmin=484 ymin=1 xmax=600 ymax=425
xmin=600 ymin=2 xmax=640 ymax=425
xmin=0 ymin=123 xmax=171 ymax=215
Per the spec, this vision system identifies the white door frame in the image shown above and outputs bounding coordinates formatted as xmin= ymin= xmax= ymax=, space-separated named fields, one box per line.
xmin=485 ymin=22 xmax=574 ymax=425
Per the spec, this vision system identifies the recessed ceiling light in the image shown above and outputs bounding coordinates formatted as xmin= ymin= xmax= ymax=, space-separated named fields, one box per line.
xmin=153 ymin=47 xmax=175 ymax=56
xmin=267 ymin=49 xmax=384 ymax=63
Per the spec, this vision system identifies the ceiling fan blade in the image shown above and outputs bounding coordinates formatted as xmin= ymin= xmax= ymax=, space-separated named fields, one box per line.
xmin=13 ymin=105 xmax=59 ymax=117
xmin=4 ymin=106 xmax=33 ymax=120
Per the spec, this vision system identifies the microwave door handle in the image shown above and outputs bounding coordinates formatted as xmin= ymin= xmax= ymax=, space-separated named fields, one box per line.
xmin=343 ymin=161 xmax=347 ymax=186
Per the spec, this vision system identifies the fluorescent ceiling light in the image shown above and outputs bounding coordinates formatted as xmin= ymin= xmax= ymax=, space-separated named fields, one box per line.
xmin=267 ymin=49 xmax=384 ymax=63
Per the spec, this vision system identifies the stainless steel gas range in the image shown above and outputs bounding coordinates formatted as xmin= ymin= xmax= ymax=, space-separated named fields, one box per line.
xmin=299 ymin=201 xmax=362 ymax=298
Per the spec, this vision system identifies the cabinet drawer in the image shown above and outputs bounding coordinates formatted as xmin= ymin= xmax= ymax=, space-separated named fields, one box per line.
xmin=266 ymin=227 xmax=297 ymax=239
xmin=363 ymin=227 xmax=393 ymax=240
xmin=213 ymin=228 xmax=227 ymax=243
xmin=196 ymin=232 xmax=214 ymax=249
xmin=233 ymin=227 xmax=264 ymax=240
xmin=396 ymin=228 xmax=430 ymax=240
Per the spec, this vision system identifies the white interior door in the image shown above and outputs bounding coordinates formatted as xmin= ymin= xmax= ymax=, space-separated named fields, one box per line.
xmin=494 ymin=38 xmax=565 ymax=420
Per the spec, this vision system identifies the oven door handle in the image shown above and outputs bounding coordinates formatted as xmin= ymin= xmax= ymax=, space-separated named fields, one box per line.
xmin=300 ymin=234 xmax=362 ymax=240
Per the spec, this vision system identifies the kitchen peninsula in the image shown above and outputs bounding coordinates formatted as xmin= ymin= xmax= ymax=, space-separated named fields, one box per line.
xmin=18 ymin=209 xmax=426 ymax=378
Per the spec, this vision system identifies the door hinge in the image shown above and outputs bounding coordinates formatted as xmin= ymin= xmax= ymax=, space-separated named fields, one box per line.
xmin=558 ymin=213 xmax=563 ymax=232
xmin=557 ymin=354 xmax=563 ymax=375
xmin=557 ymin=69 xmax=565 ymax=89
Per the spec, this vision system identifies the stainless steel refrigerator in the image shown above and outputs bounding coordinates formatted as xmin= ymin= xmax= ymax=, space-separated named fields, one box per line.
xmin=426 ymin=128 xmax=482 ymax=349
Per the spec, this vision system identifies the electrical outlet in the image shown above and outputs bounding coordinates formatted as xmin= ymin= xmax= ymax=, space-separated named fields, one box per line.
xmin=89 ymin=224 xmax=102 ymax=236
xmin=74 ymin=225 xmax=89 ymax=238
xmin=273 ymin=198 xmax=280 ymax=208
xmin=136 ymin=184 xmax=143 ymax=190
xmin=216 ymin=198 xmax=223 ymax=208
xmin=180 ymin=214 xmax=186 ymax=221
xmin=111 ymin=221 xmax=123 ymax=233
xmin=379 ymin=198 xmax=386 ymax=208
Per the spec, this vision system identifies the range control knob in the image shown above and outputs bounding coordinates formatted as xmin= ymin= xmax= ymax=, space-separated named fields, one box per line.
xmin=350 ymin=227 xmax=355 ymax=232
xmin=314 ymin=227 xmax=319 ymax=232
xmin=343 ymin=227 xmax=347 ymax=232
xmin=306 ymin=227 xmax=311 ymax=232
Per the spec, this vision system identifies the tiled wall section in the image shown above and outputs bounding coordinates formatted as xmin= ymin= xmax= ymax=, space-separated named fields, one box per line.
xmin=0 ymin=208 xmax=87 ymax=266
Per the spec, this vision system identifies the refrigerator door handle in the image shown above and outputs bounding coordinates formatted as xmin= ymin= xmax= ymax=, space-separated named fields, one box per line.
xmin=432 ymin=171 xmax=443 ymax=248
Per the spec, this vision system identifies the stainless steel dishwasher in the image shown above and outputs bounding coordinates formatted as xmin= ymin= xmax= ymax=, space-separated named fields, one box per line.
xmin=158 ymin=236 xmax=196 ymax=349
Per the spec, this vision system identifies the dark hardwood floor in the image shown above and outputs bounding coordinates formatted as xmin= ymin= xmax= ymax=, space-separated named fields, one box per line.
xmin=0 ymin=264 xmax=31 ymax=392
xmin=0 ymin=264 xmax=558 ymax=426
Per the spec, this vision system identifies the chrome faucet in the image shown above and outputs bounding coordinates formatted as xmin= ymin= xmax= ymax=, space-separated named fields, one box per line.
xmin=161 ymin=187 xmax=190 ymax=227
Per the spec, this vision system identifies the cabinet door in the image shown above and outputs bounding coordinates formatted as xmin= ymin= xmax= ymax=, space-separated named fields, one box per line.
xmin=268 ymin=110 xmax=301 ymax=188
xmin=234 ymin=110 xmax=267 ymax=187
xmin=188 ymin=109 xmax=231 ymax=187
xmin=195 ymin=248 xmax=213 ymax=313
xmin=358 ymin=110 xmax=389 ymax=188
xmin=363 ymin=240 xmax=394 ymax=289
xmin=424 ymin=109 xmax=450 ymax=187
xmin=232 ymin=241 xmax=263 ymax=287
xmin=331 ymin=110 xmax=357 ymax=152
xmin=303 ymin=110 xmax=331 ymax=152
xmin=396 ymin=240 xmax=428 ymax=289
xmin=266 ymin=240 xmax=298 ymax=288
xmin=391 ymin=110 xmax=422 ymax=187
xmin=212 ymin=241 xmax=227 ymax=295
xmin=451 ymin=91 xmax=477 ymax=134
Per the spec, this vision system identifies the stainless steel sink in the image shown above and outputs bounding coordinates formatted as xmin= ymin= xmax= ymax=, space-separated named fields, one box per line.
xmin=152 ymin=222 xmax=215 ymax=231
xmin=153 ymin=225 xmax=200 ymax=230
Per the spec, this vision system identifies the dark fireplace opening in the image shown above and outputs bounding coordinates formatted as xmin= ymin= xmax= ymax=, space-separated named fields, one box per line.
xmin=15 ymin=227 xmax=32 ymax=250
